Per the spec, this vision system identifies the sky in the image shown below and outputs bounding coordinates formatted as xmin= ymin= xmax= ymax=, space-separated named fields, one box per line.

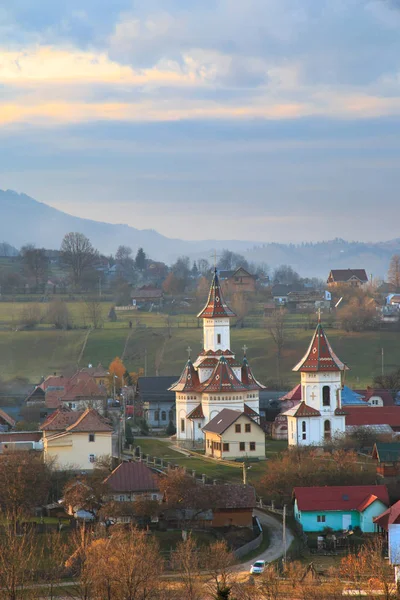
xmin=1 ymin=0 xmax=400 ymax=243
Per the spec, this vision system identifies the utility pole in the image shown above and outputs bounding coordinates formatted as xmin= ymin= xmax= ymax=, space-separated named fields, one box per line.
xmin=242 ymin=461 xmax=247 ymax=485
xmin=283 ymin=504 xmax=287 ymax=564
xmin=144 ymin=348 xmax=147 ymax=376
xmin=98 ymin=275 xmax=102 ymax=298
xmin=382 ymin=347 xmax=385 ymax=377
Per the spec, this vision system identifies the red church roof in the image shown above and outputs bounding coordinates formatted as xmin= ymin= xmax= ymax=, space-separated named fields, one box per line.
xmin=283 ymin=401 xmax=321 ymax=417
xmin=169 ymin=360 xmax=201 ymax=392
xmin=280 ymin=384 xmax=302 ymax=402
xmin=293 ymin=323 xmax=348 ymax=373
xmin=187 ymin=404 xmax=205 ymax=419
xmin=197 ymin=270 xmax=236 ymax=319
xmin=200 ymin=356 xmax=247 ymax=392
xmin=241 ymin=357 xmax=266 ymax=391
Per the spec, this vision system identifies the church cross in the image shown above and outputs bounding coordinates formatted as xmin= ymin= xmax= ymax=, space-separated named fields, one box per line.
xmin=242 ymin=344 xmax=248 ymax=357
xmin=186 ymin=346 xmax=192 ymax=359
xmin=210 ymin=250 xmax=221 ymax=270
xmin=317 ymin=307 xmax=321 ymax=323
xmin=310 ymin=392 xmax=317 ymax=401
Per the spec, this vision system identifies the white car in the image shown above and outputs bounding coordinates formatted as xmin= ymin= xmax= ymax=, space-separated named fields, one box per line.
xmin=250 ymin=560 xmax=266 ymax=575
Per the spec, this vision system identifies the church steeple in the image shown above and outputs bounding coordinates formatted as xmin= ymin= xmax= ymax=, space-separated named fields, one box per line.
xmin=293 ymin=323 xmax=348 ymax=373
xmin=197 ymin=269 xmax=236 ymax=319
xmin=197 ymin=269 xmax=235 ymax=352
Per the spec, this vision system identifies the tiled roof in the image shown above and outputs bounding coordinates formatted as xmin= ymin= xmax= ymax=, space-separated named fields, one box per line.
xmin=66 ymin=408 xmax=113 ymax=432
xmin=62 ymin=377 xmax=106 ymax=401
xmin=104 ymin=461 xmax=159 ymax=493
xmin=280 ymin=384 xmax=302 ymax=402
xmin=293 ymin=323 xmax=348 ymax=372
xmin=169 ymin=360 xmax=201 ymax=392
xmin=200 ymin=356 xmax=247 ymax=393
xmin=0 ymin=432 xmax=42 ymax=443
xmin=198 ymin=349 xmax=234 ymax=357
xmin=241 ymin=357 xmax=266 ymax=391
xmin=358 ymin=388 xmax=394 ymax=407
xmin=344 ymin=406 xmax=400 ymax=427
xmin=40 ymin=375 xmax=66 ymax=391
xmin=328 ymin=269 xmax=368 ymax=283
xmin=283 ymin=401 xmax=321 ymax=417
xmin=197 ymin=270 xmax=236 ymax=319
xmin=212 ymin=484 xmax=256 ymax=509
xmin=187 ymin=404 xmax=205 ymax=419
xmin=294 ymin=485 xmax=389 ymax=512
xmin=374 ymin=500 xmax=400 ymax=532
xmin=136 ymin=377 xmax=178 ymax=403
xmin=131 ymin=289 xmax=163 ymax=300
xmin=41 ymin=408 xmax=84 ymax=431
xmin=357 ymin=494 xmax=379 ymax=512
xmin=202 ymin=409 xmax=242 ymax=434
xmin=197 ymin=357 xmax=242 ymax=368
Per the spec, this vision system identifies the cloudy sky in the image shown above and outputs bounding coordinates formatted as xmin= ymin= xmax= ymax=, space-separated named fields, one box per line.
xmin=2 ymin=0 xmax=400 ymax=243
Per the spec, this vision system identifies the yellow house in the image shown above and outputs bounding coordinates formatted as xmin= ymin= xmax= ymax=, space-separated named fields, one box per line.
xmin=41 ymin=407 xmax=114 ymax=471
xmin=202 ymin=408 xmax=265 ymax=460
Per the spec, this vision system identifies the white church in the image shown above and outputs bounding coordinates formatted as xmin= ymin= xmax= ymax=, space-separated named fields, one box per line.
xmin=170 ymin=269 xmax=265 ymax=444
xmin=283 ymin=322 xmax=348 ymax=446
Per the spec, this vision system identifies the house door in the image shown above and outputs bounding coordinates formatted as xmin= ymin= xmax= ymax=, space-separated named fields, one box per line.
xmin=342 ymin=514 xmax=351 ymax=531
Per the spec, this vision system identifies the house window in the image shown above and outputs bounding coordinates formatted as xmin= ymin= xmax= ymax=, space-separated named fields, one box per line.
xmin=302 ymin=421 xmax=306 ymax=440
xmin=217 ymin=334 xmax=221 ymax=344
xmin=245 ymin=424 xmax=251 ymax=433
xmin=324 ymin=420 xmax=331 ymax=440
xmin=198 ymin=422 xmax=201 ymax=429
xmin=152 ymin=494 xmax=158 ymax=501
xmin=181 ymin=419 xmax=185 ymax=433
xmin=323 ymin=386 xmax=330 ymax=407
xmin=161 ymin=411 xmax=166 ymax=421
xmin=154 ymin=410 xmax=160 ymax=421
xmin=89 ymin=433 xmax=95 ymax=443
xmin=223 ymin=443 xmax=230 ymax=452
xmin=89 ymin=454 xmax=96 ymax=463
xmin=317 ymin=515 xmax=326 ymax=523
xmin=235 ymin=424 xmax=241 ymax=433
xmin=250 ymin=442 xmax=256 ymax=451
xmin=239 ymin=442 xmax=245 ymax=451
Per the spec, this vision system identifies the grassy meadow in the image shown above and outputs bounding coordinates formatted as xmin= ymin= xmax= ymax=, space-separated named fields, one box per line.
xmin=0 ymin=299 xmax=399 ymax=387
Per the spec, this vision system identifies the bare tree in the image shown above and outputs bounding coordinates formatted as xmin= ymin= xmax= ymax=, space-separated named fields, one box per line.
xmin=20 ymin=244 xmax=49 ymax=289
xmin=388 ymin=254 xmax=400 ymax=291
xmin=47 ymin=299 xmax=71 ymax=329
xmin=171 ymin=535 xmax=203 ymax=600
xmin=83 ymin=298 xmax=104 ymax=329
xmin=19 ymin=303 xmax=43 ymax=329
xmin=265 ymin=308 xmax=287 ymax=383
xmin=116 ymin=245 xmax=134 ymax=271
xmin=60 ymin=233 xmax=98 ymax=288
xmin=203 ymin=540 xmax=236 ymax=598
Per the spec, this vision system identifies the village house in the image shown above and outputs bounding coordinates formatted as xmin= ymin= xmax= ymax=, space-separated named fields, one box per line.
xmin=130 ymin=285 xmax=163 ymax=307
xmin=41 ymin=407 xmax=114 ymax=471
xmin=135 ymin=376 xmax=177 ymax=428
xmin=203 ymin=408 xmax=265 ymax=460
xmin=219 ymin=267 xmax=257 ymax=295
xmin=344 ymin=406 xmax=400 ymax=434
xmin=372 ymin=443 xmax=400 ymax=478
xmin=294 ymin=485 xmax=389 ymax=533
xmin=210 ymin=484 xmax=256 ymax=528
xmin=0 ymin=408 xmax=15 ymax=432
xmin=286 ymin=290 xmax=331 ymax=313
xmin=374 ymin=499 xmax=400 ymax=534
xmin=103 ymin=461 xmax=161 ymax=503
xmin=0 ymin=431 xmax=43 ymax=453
xmin=327 ymin=269 xmax=368 ymax=287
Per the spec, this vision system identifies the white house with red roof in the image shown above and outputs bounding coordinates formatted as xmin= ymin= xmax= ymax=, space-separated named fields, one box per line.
xmin=170 ymin=269 xmax=265 ymax=445
xmin=294 ymin=485 xmax=389 ymax=533
xmin=41 ymin=407 xmax=114 ymax=470
xmin=283 ymin=321 xmax=348 ymax=446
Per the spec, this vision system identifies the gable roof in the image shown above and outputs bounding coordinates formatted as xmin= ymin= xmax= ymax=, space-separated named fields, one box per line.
xmin=293 ymin=323 xmax=348 ymax=373
xmin=294 ymin=485 xmax=389 ymax=512
xmin=203 ymin=408 xmax=260 ymax=435
xmin=197 ymin=269 xmax=236 ymax=319
xmin=341 ymin=386 xmax=366 ymax=406
xmin=0 ymin=408 xmax=15 ymax=428
xmin=40 ymin=408 xmax=84 ymax=431
xmin=344 ymin=406 xmax=400 ymax=427
xmin=372 ymin=442 xmax=400 ymax=463
xmin=131 ymin=288 xmax=163 ymax=300
xmin=360 ymin=388 xmax=394 ymax=407
xmin=212 ymin=484 xmax=256 ymax=509
xmin=328 ymin=269 xmax=368 ymax=283
xmin=104 ymin=461 xmax=159 ymax=493
xmin=136 ymin=376 xmax=178 ymax=403
xmin=280 ymin=384 xmax=302 ymax=402
xmin=374 ymin=500 xmax=400 ymax=532
xmin=65 ymin=408 xmax=113 ymax=432
xmin=187 ymin=404 xmax=205 ymax=419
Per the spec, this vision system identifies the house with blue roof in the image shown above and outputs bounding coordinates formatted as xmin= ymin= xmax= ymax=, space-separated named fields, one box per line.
xmin=341 ymin=386 xmax=366 ymax=406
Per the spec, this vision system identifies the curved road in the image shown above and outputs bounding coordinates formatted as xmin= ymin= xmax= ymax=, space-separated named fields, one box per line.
xmin=238 ymin=510 xmax=294 ymax=572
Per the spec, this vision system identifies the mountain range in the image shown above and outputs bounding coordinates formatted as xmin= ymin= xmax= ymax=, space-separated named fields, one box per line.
xmin=0 ymin=189 xmax=398 ymax=279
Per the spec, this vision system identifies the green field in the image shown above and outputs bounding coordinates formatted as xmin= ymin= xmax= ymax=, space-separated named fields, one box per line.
xmin=0 ymin=300 xmax=399 ymax=387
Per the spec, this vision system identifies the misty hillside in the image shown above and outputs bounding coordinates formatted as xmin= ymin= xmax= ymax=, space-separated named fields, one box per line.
xmin=0 ymin=189 xmax=398 ymax=278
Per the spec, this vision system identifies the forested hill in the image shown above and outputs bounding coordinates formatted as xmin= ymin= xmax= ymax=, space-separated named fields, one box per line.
xmin=0 ymin=189 xmax=398 ymax=278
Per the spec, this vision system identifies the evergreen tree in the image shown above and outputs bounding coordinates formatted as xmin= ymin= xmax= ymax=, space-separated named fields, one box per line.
xmin=125 ymin=421 xmax=134 ymax=446
xmin=135 ymin=247 xmax=147 ymax=271
xmin=108 ymin=306 xmax=117 ymax=322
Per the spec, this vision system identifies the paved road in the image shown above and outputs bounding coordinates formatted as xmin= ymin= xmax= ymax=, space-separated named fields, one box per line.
xmin=238 ymin=509 xmax=294 ymax=573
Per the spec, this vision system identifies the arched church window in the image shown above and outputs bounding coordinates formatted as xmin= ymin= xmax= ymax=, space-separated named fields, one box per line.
xmin=217 ymin=334 xmax=221 ymax=344
xmin=161 ymin=411 xmax=166 ymax=421
xmin=323 ymin=386 xmax=330 ymax=407
xmin=302 ymin=421 xmax=306 ymax=440
xmin=324 ymin=420 xmax=331 ymax=440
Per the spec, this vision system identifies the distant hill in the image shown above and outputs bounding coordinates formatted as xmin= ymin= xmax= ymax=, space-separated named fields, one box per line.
xmin=0 ymin=189 xmax=398 ymax=278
